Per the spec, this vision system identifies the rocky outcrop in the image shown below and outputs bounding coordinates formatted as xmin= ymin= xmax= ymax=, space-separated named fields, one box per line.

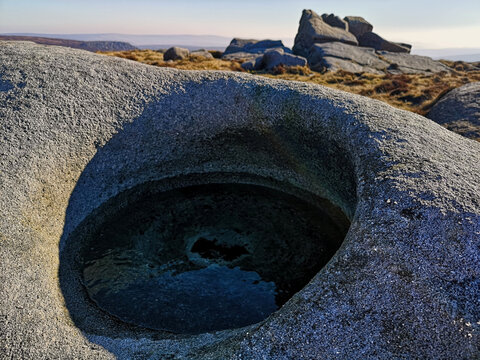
xmin=290 ymin=9 xmax=450 ymax=74
xmin=379 ymin=51 xmax=451 ymax=74
xmin=344 ymin=16 xmax=373 ymax=38
xmin=222 ymin=39 xmax=290 ymax=60
xmin=427 ymin=82 xmax=480 ymax=141
xmin=293 ymin=9 xmax=358 ymax=57
xmin=307 ymin=42 xmax=448 ymax=74
xmin=321 ymin=13 xmax=348 ymax=30
xmin=358 ymin=32 xmax=411 ymax=53
xmin=308 ymin=42 xmax=388 ymax=74
xmin=163 ymin=46 xmax=190 ymax=60
xmin=2 ymin=41 xmax=480 ymax=360
xmin=241 ymin=48 xmax=307 ymax=71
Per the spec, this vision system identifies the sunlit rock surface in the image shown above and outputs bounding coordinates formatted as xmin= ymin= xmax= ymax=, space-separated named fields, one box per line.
xmin=1 ymin=41 xmax=480 ymax=359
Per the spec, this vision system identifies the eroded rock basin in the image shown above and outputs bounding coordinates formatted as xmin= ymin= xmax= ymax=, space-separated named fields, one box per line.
xmin=79 ymin=183 xmax=347 ymax=334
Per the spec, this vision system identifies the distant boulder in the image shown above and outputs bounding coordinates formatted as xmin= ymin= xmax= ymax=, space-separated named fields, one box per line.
xmin=427 ymin=82 xmax=480 ymax=141
xmin=241 ymin=49 xmax=307 ymax=71
xmin=321 ymin=13 xmax=348 ymax=30
xmin=344 ymin=16 xmax=373 ymax=39
xmin=262 ymin=49 xmax=307 ymax=70
xmin=293 ymin=9 xmax=358 ymax=57
xmin=222 ymin=38 xmax=291 ymax=60
xmin=358 ymin=32 xmax=410 ymax=53
xmin=241 ymin=56 xmax=264 ymax=71
xmin=163 ymin=47 xmax=190 ymax=61
xmin=190 ymin=50 xmax=214 ymax=59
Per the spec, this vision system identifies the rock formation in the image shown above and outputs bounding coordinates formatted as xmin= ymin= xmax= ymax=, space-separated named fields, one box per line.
xmin=2 ymin=41 xmax=480 ymax=359
xmin=241 ymin=48 xmax=307 ymax=71
xmin=428 ymin=82 xmax=480 ymax=141
xmin=292 ymin=9 xmax=358 ymax=57
xmin=163 ymin=46 xmax=190 ymax=60
xmin=222 ymin=38 xmax=290 ymax=60
xmin=307 ymin=42 xmax=449 ymax=74
xmin=290 ymin=9 xmax=446 ymax=74
xmin=308 ymin=42 xmax=389 ymax=74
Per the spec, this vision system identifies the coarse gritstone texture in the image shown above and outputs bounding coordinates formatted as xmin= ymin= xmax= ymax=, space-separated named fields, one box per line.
xmin=1 ymin=41 xmax=480 ymax=359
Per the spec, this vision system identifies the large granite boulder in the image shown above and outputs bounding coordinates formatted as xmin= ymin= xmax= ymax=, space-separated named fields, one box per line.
xmin=359 ymin=32 xmax=411 ymax=53
xmin=344 ymin=16 xmax=373 ymax=38
xmin=321 ymin=13 xmax=348 ymax=30
xmin=163 ymin=46 xmax=190 ymax=61
xmin=2 ymin=41 xmax=480 ymax=360
xmin=293 ymin=9 xmax=358 ymax=57
xmin=427 ymin=82 xmax=480 ymax=141
xmin=222 ymin=38 xmax=290 ymax=60
xmin=308 ymin=42 xmax=389 ymax=74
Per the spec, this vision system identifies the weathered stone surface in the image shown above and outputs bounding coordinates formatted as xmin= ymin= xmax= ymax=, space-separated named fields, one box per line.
xmin=321 ymin=13 xmax=348 ymax=30
xmin=379 ymin=51 xmax=452 ymax=74
xmin=308 ymin=42 xmax=389 ymax=73
xmin=240 ymin=49 xmax=307 ymax=71
xmin=428 ymin=82 xmax=480 ymax=141
xmin=2 ymin=41 xmax=480 ymax=360
xmin=190 ymin=49 xmax=214 ymax=59
xmin=262 ymin=48 xmax=307 ymax=69
xmin=293 ymin=9 xmax=358 ymax=57
xmin=306 ymin=42 xmax=450 ymax=75
xmin=359 ymin=32 xmax=410 ymax=53
xmin=240 ymin=55 xmax=263 ymax=70
xmin=344 ymin=16 xmax=373 ymax=38
xmin=163 ymin=46 xmax=190 ymax=60
xmin=222 ymin=51 xmax=260 ymax=61
xmin=222 ymin=38 xmax=290 ymax=59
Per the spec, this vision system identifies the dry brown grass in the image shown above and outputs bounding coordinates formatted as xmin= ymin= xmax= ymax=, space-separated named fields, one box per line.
xmin=99 ymin=49 xmax=245 ymax=71
xmin=99 ymin=50 xmax=480 ymax=116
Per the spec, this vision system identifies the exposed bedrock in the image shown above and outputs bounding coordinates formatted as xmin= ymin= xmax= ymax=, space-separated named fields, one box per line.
xmin=1 ymin=41 xmax=480 ymax=359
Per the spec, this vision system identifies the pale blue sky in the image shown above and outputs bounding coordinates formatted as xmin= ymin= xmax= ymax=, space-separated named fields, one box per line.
xmin=1 ymin=0 xmax=480 ymax=49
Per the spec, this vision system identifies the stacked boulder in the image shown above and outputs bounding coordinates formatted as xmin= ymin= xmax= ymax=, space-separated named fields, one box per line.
xmin=291 ymin=9 xmax=449 ymax=74
xmin=222 ymin=9 xmax=450 ymax=75
xmin=292 ymin=10 xmax=358 ymax=57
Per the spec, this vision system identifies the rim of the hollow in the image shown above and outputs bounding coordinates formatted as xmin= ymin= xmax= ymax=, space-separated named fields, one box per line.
xmin=59 ymin=172 xmax=353 ymax=340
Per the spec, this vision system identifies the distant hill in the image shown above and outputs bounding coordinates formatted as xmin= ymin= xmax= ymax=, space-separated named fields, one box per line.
xmin=0 ymin=35 xmax=137 ymax=52
xmin=3 ymin=33 xmax=232 ymax=51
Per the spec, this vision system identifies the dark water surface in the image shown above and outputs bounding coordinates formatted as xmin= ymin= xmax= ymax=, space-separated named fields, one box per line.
xmin=81 ymin=183 xmax=346 ymax=334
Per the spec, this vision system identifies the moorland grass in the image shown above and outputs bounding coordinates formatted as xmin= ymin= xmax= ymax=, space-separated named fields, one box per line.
xmin=99 ymin=50 xmax=480 ymax=116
